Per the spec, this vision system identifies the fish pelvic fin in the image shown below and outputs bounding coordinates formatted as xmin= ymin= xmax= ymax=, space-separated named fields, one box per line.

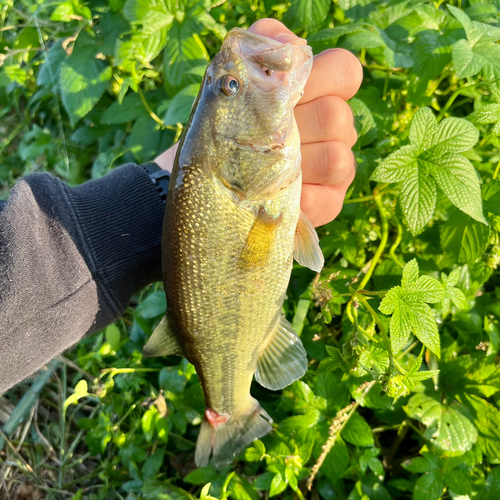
xmin=143 ymin=315 xmax=182 ymax=358
xmin=195 ymin=399 xmax=272 ymax=469
xmin=293 ymin=210 xmax=324 ymax=273
xmin=255 ymin=315 xmax=307 ymax=391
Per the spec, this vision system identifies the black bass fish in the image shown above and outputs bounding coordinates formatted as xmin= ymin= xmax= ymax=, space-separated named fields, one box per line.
xmin=144 ymin=27 xmax=324 ymax=468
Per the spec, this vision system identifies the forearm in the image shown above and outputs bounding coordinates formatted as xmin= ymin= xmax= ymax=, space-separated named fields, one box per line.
xmin=0 ymin=165 xmax=165 ymax=392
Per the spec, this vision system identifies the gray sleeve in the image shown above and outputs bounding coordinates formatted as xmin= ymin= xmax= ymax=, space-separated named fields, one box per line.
xmin=0 ymin=181 xmax=98 ymax=392
xmin=0 ymin=166 xmax=165 ymax=393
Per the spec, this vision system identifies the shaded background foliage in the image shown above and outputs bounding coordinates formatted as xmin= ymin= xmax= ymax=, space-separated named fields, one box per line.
xmin=1 ymin=0 xmax=500 ymax=499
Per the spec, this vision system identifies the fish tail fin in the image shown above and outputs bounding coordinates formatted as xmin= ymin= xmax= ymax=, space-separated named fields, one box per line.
xmin=195 ymin=399 xmax=272 ymax=469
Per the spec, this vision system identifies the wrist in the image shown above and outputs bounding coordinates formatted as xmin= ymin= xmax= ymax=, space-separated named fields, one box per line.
xmin=154 ymin=143 xmax=179 ymax=172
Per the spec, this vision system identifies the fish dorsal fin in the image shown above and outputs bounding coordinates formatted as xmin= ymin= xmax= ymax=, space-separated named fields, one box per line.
xmin=293 ymin=211 xmax=324 ymax=273
xmin=143 ymin=315 xmax=182 ymax=358
xmin=240 ymin=207 xmax=282 ymax=269
xmin=255 ymin=315 xmax=307 ymax=390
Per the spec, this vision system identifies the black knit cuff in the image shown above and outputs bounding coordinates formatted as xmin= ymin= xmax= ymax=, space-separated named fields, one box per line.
xmin=25 ymin=165 xmax=165 ymax=331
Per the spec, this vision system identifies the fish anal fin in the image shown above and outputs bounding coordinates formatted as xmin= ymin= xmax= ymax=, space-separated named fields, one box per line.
xmin=143 ymin=315 xmax=182 ymax=358
xmin=195 ymin=399 xmax=272 ymax=469
xmin=240 ymin=207 xmax=282 ymax=269
xmin=255 ymin=315 xmax=307 ymax=391
xmin=293 ymin=210 xmax=324 ymax=272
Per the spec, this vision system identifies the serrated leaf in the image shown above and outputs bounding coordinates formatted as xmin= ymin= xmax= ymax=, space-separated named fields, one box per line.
xmin=462 ymin=393 xmax=500 ymax=461
xmin=164 ymin=21 xmax=209 ymax=96
xmin=400 ymin=162 xmax=437 ymax=234
xmin=401 ymin=456 xmax=433 ymax=473
xmin=440 ymin=210 xmax=490 ymax=264
xmin=123 ymin=0 xmax=173 ymax=34
xmin=380 ymin=260 xmax=442 ymax=355
xmin=371 ymin=145 xmax=418 ymax=183
xmin=452 ymin=39 xmax=483 ymax=78
xmin=269 ymin=472 xmax=286 ymax=497
xmin=483 ymin=180 xmax=500 ymax=217
xmin=409 ymin=107 xmax=438 ymax=153
xmin=427 ymin=116 xmax=479 ymax=155
xmin=59 ymin=44 xmax=112 ymax=126
xmin=286 ymin=0 xmax=332 ymax=31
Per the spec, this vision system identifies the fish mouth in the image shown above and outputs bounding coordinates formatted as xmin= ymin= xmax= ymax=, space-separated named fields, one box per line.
xmin=221 ymin=27 xmax=312 ymax=95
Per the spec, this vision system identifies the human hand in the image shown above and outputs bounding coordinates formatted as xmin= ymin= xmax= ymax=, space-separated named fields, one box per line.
xmin=155 ymin=19 xmax=362 ymax=227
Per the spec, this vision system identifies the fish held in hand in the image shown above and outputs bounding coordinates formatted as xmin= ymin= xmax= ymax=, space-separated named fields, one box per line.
xmin=143 ymin=27 xmax=324 ymax=468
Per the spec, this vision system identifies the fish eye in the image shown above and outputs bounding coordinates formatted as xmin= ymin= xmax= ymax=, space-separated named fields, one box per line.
xmin=220 ymin=75 xmax=240 ymax=97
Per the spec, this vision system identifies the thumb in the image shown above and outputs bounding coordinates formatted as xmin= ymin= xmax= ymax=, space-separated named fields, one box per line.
xmin=247 ymin=18 xmax=302 ymax=44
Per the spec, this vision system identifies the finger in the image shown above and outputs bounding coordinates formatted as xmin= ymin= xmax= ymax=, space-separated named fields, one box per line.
xmin=301 ymin=183 xmax=351 ymax=227
xmin=295 ymin=96 xmax=357 ymax=147
xmin=299 ymin=49 xmax=363 ymax=104
xmin=154 ymin=142 xmax=179 ymax=172
xmin=301 ymin=141 xmax=356 ymax=186
xmin=248 ymin=18 xmax=302 ymax=44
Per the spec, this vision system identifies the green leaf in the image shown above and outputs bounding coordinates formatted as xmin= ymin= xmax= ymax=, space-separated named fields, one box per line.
xmin=444 ymin=469 xmax=471 ymax=496
xmin=400 ymin=160 xmax=437 ymax=234
xmin=484 ymin=467 xmax=500 ymax=500
xmin=372 ymin=108 xmax=483 ymax=234
xmin=37 ymin=39 xmax=67 ymax=87
xmin=142 ymin=449 xmax=165 ymax=479
xmin=164 ymin=83 xmax=199 ymax=126
xmin=269 ymin=472 xmax=287 ymax=497
xmin=440 ymin=211 xmax=490 ymax=264
xmin=427 ymin=116 xmax=479 ymax=155
xmin=371 ymin=145 xmax=418 ymax=183
xmin=342 ymin=413 xmax=374 ymax=447
xmin=286 ymin=0 xmax=331 ymax=30
xmin=441 ymin=271 xmax=468 ymax=314
xmin=105 ymin=324 xmax=121 ymax=352
xmin=434 ymin=406 xmax=477 ymax=454
xmin=101 ymin=93 xmax=147 ymax=124
xmin=404 ymin=393 xmax=441 ymax=426
xmin=163 ymin=20 xmax=209 ymax=96
xmin=184 ymin=466 xmax=218 ymax=485
xmin=141 ymin=406 xmax=159 ymax=442
xmin=135 ymin=291 xmax=167 ymax=319
xmin=123 ymin=0 xmax=173 ymax=34
xmin=461 ymin=393 xmax=500 ymax=461
xmin=401 ymin=456 xmax=434 ymax=473
xmin=64 ymin=380 xmax=89 ymax=411
xmin=321 ymin=437 xmax=349 ymax=481
xmin=413 ymin=470 xmax=443 ymax=500
xmin=379 ymin=259 xmax=442 ymax=355
xmin=59 ymin=43 xmax=112 ymax=126
xmin=452 ymin=39 xmax=483 ymax=78
xmin=409 ymin=107 xmax=438 ymax=153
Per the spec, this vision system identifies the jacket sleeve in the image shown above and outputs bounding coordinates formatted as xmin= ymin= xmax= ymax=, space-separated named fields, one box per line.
xmin=0 ymin=165 xmax=165 ymax=393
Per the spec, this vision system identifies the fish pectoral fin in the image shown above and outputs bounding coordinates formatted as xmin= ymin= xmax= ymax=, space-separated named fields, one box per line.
xmin=143 ymin=315 xmax=182 ymax=358
xmin=293 ymin=210 xmax=324 ymax=273
xmin=255 ymin=315 xmax=307 ymax=391
xmin=240 ymin=207 xmax=282 ymax=269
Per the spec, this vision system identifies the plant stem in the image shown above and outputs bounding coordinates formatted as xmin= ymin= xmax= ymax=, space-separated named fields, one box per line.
xmin=493 ymin=160 xmax=500 ymax=180
xmin=356 ymin=194 xmax=389 ymax=291
xmin=138 ymin=88 xmax=177 ymax=131
xmin=307 ymin=381 xmax=376 ymax=490
xmin=344 ymin=195 xmax=374 ymax=204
